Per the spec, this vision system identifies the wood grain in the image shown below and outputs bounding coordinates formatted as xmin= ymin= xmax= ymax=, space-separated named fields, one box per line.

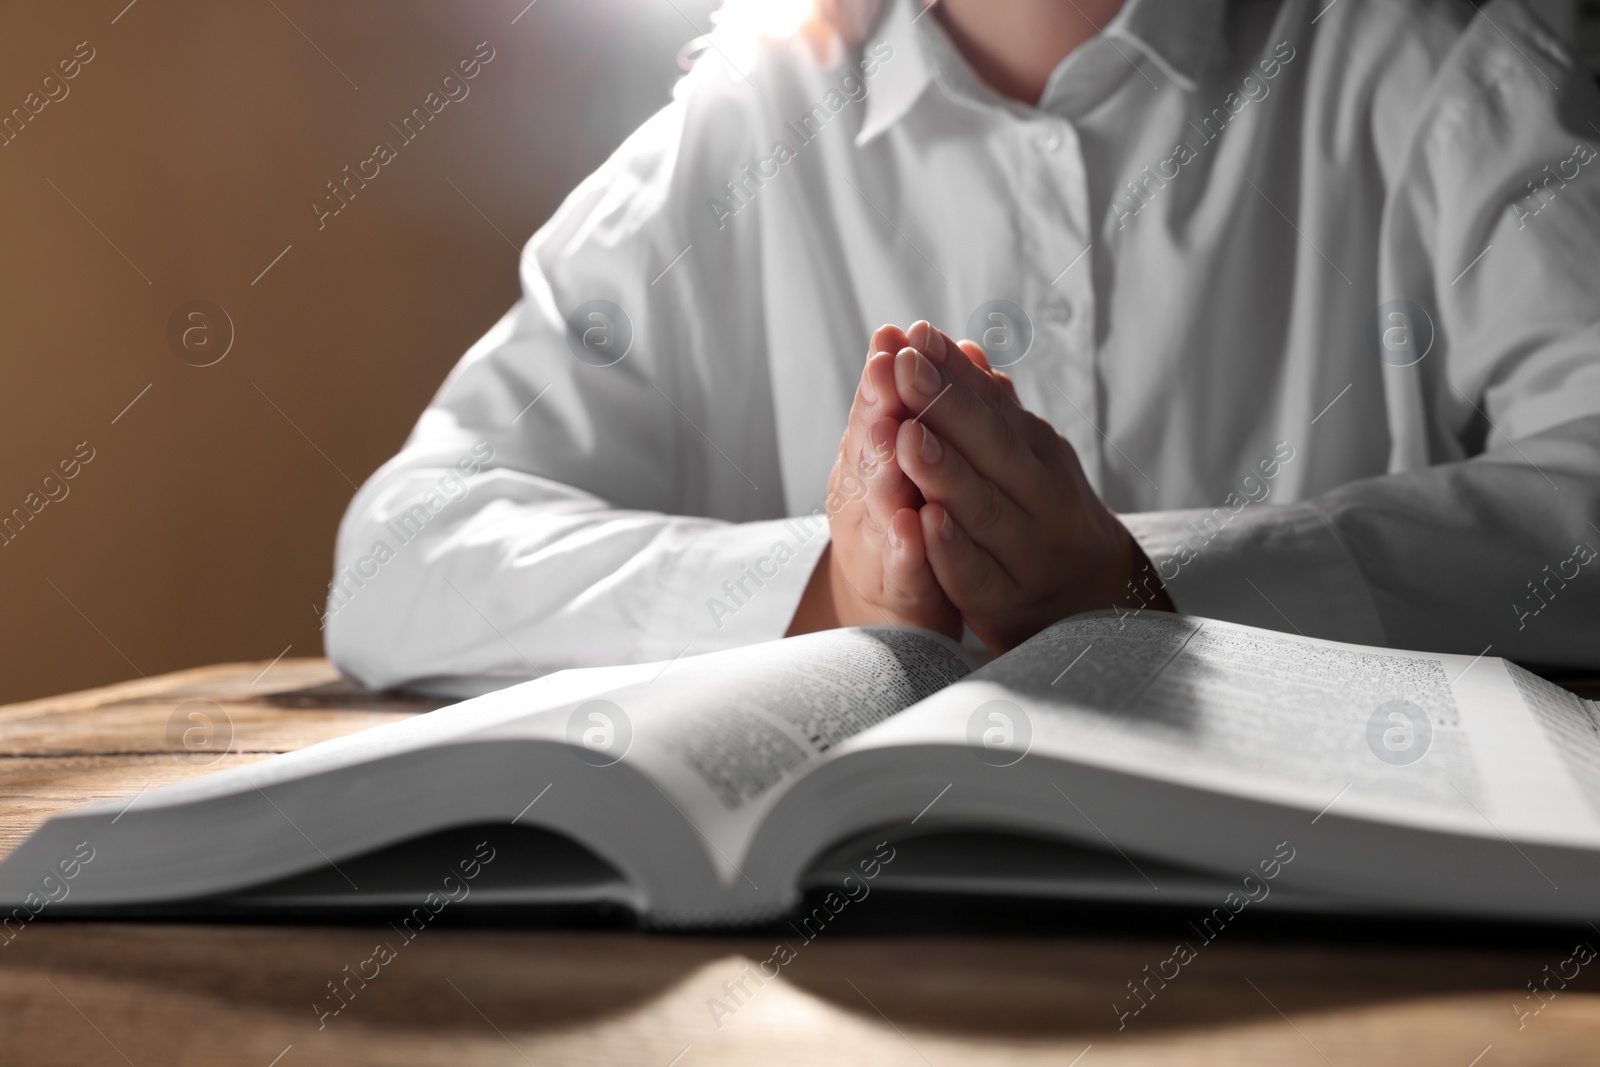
xmin=2 ymin=659 xmax=1598 ymax=1066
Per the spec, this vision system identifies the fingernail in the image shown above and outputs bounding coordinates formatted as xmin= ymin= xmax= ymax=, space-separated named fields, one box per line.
xmin=910 ymin=320 xmax=947 ymax=364
xmin=886 ymin=523 xmax=903 ymax=550
xmin=939 ymin=510 xmax=955 ymax=541
xmin=919 ymin=424 xmax=943 ymax=464
xmin=903 ymin=347 xmax=940 ymax=398
xmin=860 ymin=371 xmax=878 ymax=405
xmin=907 ymin=321 xmax=942 ymax=364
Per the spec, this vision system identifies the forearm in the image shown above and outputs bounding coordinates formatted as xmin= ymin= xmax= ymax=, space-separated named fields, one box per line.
xmin=324 ymin=466 xmax=828 ymax=690
xmin=1124 ymin=418 xmax=1600 ymax=668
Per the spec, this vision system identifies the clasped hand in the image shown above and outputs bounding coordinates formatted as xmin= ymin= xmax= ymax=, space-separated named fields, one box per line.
xmin=790 ymin=320 xmax=1172 ymax=654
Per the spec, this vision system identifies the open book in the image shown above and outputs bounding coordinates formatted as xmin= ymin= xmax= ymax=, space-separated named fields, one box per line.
xmin=6 ymin=612 xmax=1600 ymax=927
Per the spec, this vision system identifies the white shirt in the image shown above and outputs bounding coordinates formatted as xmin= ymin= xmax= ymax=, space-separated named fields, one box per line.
xmin=326 ymin=0 xmax=1600 ymax=691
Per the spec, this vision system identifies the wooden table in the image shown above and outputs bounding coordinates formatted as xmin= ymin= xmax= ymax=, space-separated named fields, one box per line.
xmin=3 ymin=660 xmax=1599 ymax=1066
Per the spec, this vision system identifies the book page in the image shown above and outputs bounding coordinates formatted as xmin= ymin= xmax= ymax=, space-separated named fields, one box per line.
xmin=565 ymin=627 xmax=973 ymax=883
xmin=990 ymin=614 xmax=1482 ymax=804
xmin=1508 ymin=665 xmax=1600 ymax=824
xmin=859 ymin=613 xmax=1600 ymax=846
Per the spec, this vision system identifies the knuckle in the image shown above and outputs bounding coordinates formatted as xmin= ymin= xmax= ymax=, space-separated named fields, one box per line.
xmin=977 ymin=367 xmax=1006 ymax=405
xmin=1002 ymin=410 xmax=1053 ymax=470
xmin=1041 ymin=414 xmax=1071 ymax=449
xmin=992 ymin=409 xmax=1028 ymax=465
xmin=972 ymin=478 xmax=1007 ymax=534
xmin=884 ymin=577 xmax=933 ymax=615
xmin=955 ymin=363 xmax=994 ymax=408
xmin=1021 ymin=415 xmax=1057 ymax=461
xmin=968 ymin=557 xmax=1009 ymax=606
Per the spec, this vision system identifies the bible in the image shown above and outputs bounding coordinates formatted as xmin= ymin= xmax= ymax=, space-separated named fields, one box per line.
xmin=5 ymin=612 xmax=1599 ymax=926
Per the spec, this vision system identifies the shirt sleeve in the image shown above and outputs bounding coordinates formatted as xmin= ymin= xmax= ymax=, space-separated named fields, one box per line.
xmin=1125 ymin=415 xmax=1600 ymax=668
xmin=1129 ymin=6 xmax=1600 ymax=671
xmin=324 ymin=61 xmax=828 ymax=692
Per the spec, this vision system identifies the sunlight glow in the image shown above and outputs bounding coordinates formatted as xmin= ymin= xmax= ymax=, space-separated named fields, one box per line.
xmin=711 ymin=0 xmax=816 ymax=42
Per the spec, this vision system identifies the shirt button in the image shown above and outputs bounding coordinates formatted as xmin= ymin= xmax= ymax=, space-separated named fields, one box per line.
xmin=1042 ymin=297 xmax=1073 ymax=324
xmin=1036 ymin=128 xmax=1064 ymax=152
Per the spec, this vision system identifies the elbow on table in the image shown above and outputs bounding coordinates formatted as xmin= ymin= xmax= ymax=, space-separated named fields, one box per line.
xmin=319 ymin=518 xmax=436 ymax=690
xmin=321 ymin=578 xmax=410 ymax=692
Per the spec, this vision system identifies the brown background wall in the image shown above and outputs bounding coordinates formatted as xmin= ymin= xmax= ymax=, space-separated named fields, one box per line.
xmin=0 ymin=0 xmax=715 ymax=704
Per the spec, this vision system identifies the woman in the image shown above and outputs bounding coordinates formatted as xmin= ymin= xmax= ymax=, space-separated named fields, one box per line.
xmin=326 ymin=0 xmax=1600 ymax=692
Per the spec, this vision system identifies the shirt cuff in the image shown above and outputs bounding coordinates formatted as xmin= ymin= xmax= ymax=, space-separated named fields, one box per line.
xmin=1122 ymin=503 xmax=1387 ymax=646
xmin=641 ymin=513 xmax=832 ymax=661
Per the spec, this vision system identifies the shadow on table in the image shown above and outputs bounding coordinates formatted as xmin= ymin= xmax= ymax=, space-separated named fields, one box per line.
xmin=4 ymin=923 xmax=724 ymax=1035
xmin=7 ymin=899 xmax=1588 ymax=1044
xmin=770 ymin=892 xmax=1593 ymax=1038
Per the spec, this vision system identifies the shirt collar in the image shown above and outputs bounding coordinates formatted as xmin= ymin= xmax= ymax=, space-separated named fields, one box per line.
xmin=856 ymin=0 xmax=1225 ymax=146
xmin=1103 ymin=0 xmax=1225 ymax=93
xmin=855 ymin=0 xmax=934 ymax=146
